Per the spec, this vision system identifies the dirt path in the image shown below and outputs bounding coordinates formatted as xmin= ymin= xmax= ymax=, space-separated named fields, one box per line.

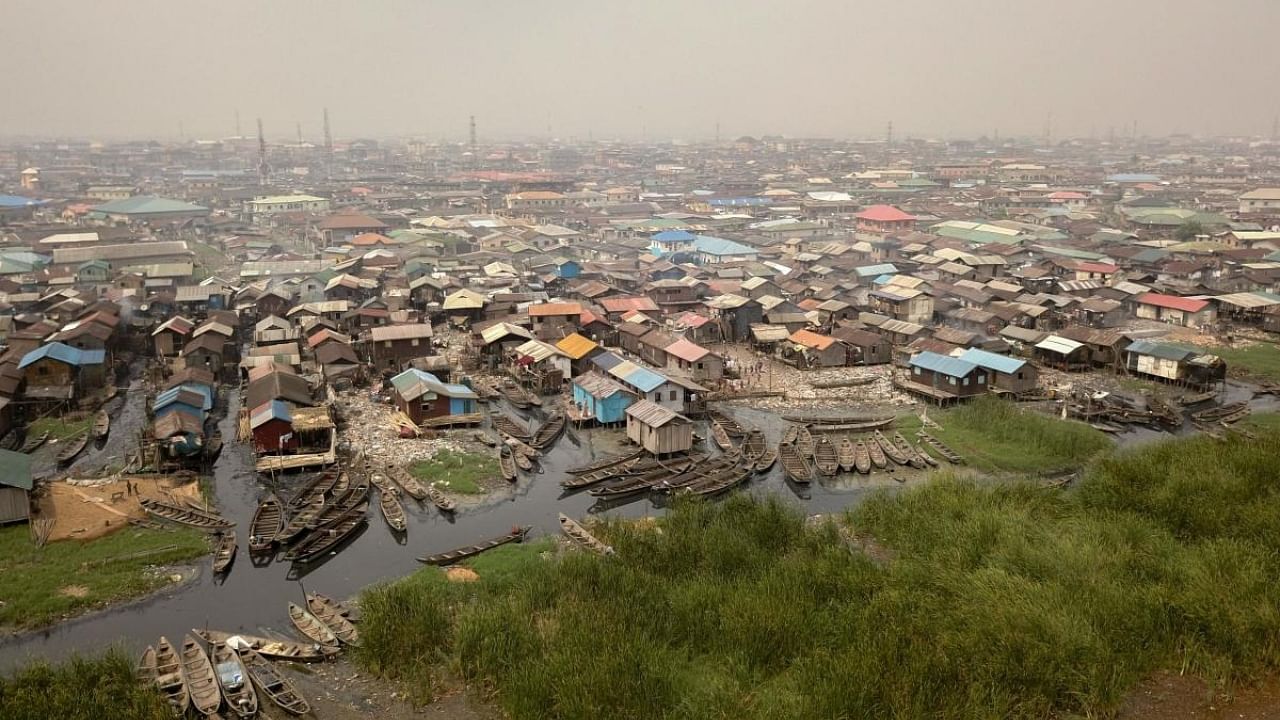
xmin=283 ymin=658 xmax=499 ymax=720
xmin=36 ymin=476 xmax=203 ymax=541
xmin=1118 ymin=672 xmax=1280 ymax=719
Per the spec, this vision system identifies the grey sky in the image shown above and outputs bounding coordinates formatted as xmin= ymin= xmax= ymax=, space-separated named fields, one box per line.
xmin=3 ymin=0 xmax=1277 ymax=142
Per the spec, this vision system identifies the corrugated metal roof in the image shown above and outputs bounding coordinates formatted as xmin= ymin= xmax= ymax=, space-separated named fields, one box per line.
xmin=1125 ymin=339 xmax=1194 ymax=361
xmin=591 ymin=351 xmax=624 ymax=372
xmin=751 ymin=324 xmax=791 ymax=342
xmin=370 ymin=323 xmax=434 ymax=341
xmin=573 ymin=371 xmax=627 ymax=399
xmin=18 ymin=342 xmax=106 ymax=368
xmin=1035 ymin=335 xmax=1085 ymax=355
xmin=555 ymin=333 xmax=598 ymax=359
xmin=909 ymin=351 xmax=978 ymax=377
xmin=664 ymin=338 xmax=709 ymax=362
xmin=609 ymin=361 xmax=667 ymax=392
xmin=625 ymin=399 xmax=687 ymax=427
xmin=480 ymin=322 xmax=532 ymax=344
xmin=957 ymin=348 xmax=1026 ymax=375
xmin=514 ymin=339 xmax=566 ymax=362
xmin=249 ymin=399 xmax=292 ymax=429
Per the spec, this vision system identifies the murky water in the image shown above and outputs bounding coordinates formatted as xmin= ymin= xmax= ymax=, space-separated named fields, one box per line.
xmin=2 ymin=379 xmax=1273 ymax=670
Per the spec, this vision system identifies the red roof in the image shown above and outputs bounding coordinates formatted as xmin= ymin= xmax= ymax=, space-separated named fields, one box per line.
xmin=1076 ymin=262 xmax=1118 ymax=273
xmin=855 ymin=205 xmax=916 ymax=222
xmin=600 ymin=296 xmax=659 ymax=313
xmin=1136 ymin=292 xmax=1210 ymax=313
xmin=664 ymin=337 xmax=709 ymax=363
xmin=529 ymin=302 xmax=583 ymax=317
xmin=789 ymin=329 xmax=836 ymax=350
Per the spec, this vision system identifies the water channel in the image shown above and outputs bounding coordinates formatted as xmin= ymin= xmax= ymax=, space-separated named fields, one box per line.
xmin=1 ymin=377 xmax=1273 ymax=671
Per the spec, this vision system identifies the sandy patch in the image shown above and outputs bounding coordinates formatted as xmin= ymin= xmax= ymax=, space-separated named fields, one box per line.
xmin=445 ymin=567 xmax=479 ymax=582
xmin=34 ymin=476 xmax=205 ymax=542
xmin=58 ymin=585 xmax=89 ymax=598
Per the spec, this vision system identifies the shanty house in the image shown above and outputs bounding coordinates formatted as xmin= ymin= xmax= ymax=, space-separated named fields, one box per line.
xmin=1123 ymin=340 xmax=1227 ymax=388
xmin=571 ymin=371 xmax=634 ymax=425
xmin=368 ymin=323 xmax=435 ymax=371
xmin=181 ymin=333 xmax=227 ymax=379
xmin=0 ymin=450 xmax=32 ymax=525
xmin=956 ymin=348 xmax=1038 ymax=395
xmin=785 ymin=329 xmax=846 ymax=368
xmin=830 ymin=326 xmax=892 ymax=366
xmin=390 ymin=368 xmax=479 ymax=425
xmin=663 ymin=337 xmax=724 ymax=383
xmin=17 ymin=343 xmax=106 ymax=401
xmin=249 ymin=400 xmax=298 ymax=454
xmin=1133 ymin=293 xmax=1217 ymax=328
xmin=903 ymin=351 xmax=989 ymax=403
xmin=1033 ymin=335 xmax=1091 ymax=370
xmin=152 ymin=316 xmax=195 ymax=357
xmin=625 ymin=399 xmax=693 ymax=455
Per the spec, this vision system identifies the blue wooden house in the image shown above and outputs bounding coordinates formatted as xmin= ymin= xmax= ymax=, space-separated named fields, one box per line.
xmin=571 ymin=371 xmax=634 ymax=425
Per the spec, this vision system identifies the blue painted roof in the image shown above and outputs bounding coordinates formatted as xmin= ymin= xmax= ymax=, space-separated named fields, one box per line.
xmin=958 ymin=348 xmax=1026 ymax=375
xmin=609 ymin=361 xmax=667 ymax=392
xmin=249 ymin=399 xmax=292 ymax=429
xmin=651 ymin=230 xmax=695 ymax=242
xmin=909 ymin=350 xmax=978 ymax=377
xmin=708 ymin=197 xmax=770 ymax=207
xmin=154 ymin=385 xmax=212 ymax=412
xmin=0 ymin=195 xmax=42 ymax=208
xmin=854 ymin=263 xmax=898 ymax=277
xmin=591 ymin=351 xmax=624 ymax=371
xmin=17 ymin=342 xmax=106 ymax=369
xmin=694 ymin=235 xmax=756 ymax=257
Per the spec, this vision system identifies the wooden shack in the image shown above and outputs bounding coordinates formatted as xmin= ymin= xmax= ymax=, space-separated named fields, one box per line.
xmin=0 ymin=450 xmax=32 ymax=525
xmin=625 ymin=399 xmax=693 ymax=455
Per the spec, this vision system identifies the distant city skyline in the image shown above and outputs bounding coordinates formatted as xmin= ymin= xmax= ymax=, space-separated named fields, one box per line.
xmin=3 ymin=0 xmax=1278 ymax=142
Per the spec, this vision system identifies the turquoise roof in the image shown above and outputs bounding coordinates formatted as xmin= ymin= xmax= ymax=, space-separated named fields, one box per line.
xmin=92 ymin=196 xmax=207 ymax=215
xmin=694 ymin=235 xmax=756 ymax=257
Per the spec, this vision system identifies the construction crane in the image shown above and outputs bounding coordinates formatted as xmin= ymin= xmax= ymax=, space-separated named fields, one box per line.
xmin=257 ymin=118 xmax=270 ymax=187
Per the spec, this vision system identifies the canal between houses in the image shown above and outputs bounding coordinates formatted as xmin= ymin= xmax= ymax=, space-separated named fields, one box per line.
xmin=1 ymin=379 xmax=1274 ymax=671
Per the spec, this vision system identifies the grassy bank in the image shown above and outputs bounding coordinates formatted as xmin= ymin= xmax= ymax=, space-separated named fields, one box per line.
xmin=27 ymin=416 xmax=92 ymax=441
xmin=408 ymin=449 xmax=497 ymax=494
xmin=900 ymin=396 xmax=1112 ymax=474
xmin=0 ymin=525 xmax=207 ymax=629
xmin=0 ymin=648 xmax=170 ymax=720
xmin=354 ymin=429 xmax=1280 ymax=719
xmin=1206 ymin=342 xmax=1280 ymax=383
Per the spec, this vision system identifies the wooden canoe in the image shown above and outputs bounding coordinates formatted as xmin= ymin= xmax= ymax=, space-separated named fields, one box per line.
xmin=808 ymin=376 xmax=878 ymax=389
xmin=513 ymin=448 xmax=533 ymax=471
xmin=919 ymin=433 xmax=963 ymax=464
xmin=275 ymin=499 xmax=325 ymax=543
xmin=874 ymin=430 xmax=909 ymax=466
xmin=893 ymin=432 xmax=928 ymax=469
xmin=916 ymin=444 xmax=941 ymax=468
xmin=499 ymin=445 xmax=518 ymax=482
xmin=378 ymin=487 xmax=407 ymax=533
xmin=558 ymin=513 xmax=612 ymax=554
xmin=500 ymin=382 xmax=530 ymax=409
xmin=418 ymin=527 xmax=529 ymax=565
xmin=248 ymin=496 xmax=284 ymax=554
xmin=93 ymin=409 xmax=111 ymax=440
xmin=656 ymin=454 xmax=738 ymax=492
xmin=286 ymin=472 xmax=339 ymax=512
xmin=211 ymin=531 xmax=236 ymax=574
xmin=854 ymin=440 xmax=872 ymax=474
xmin=1218 ymin=406 xmax=1251 ymax=425
xmin=57 ymin=431 xmax=89 ymax=465
xmin=754 ymin=447 xmax=777 ymax=472
xmin=711 ymin=421 xmax=734 ymax=451
xmin=180 ymin=633 xmax=222 ymax=717
xmin=391 ymin=468 xmax=428 ymax=501
xmin=154 ymin=637 xmax=190 ymax=717
xmin=781 ymin=414 xmax=894 ymax=429
xmin=795 ymin=426 xmax=814 ymax=459
xmin=530 ymin=412 xmax=566 ymax=450
xmin=781 ymin=424 xmax=799 ymax=446
xmin=140 ymin=497 xmax=235 ymax=530
xmin=193 ymin=629 xmax=336 ymax=662
xmin=491 ymin=412 xmax=531 ymax=440
xmin=1179 ymin=390 xmax=1217 ymax=406
xmin=743 ymin=429 xmax=766 ymax=461
xmin=707 ymin=409 xmax=744 ymax=437
xmin=687 ymin=462 xmax=754 ymax=497
xmin=19 ymin=431 xmax=49 ymax=454
xmin=567 ymin=449 xmax=644 ymax=475
xmin=561 ymin=457 xmax=642 ymax=489
xmin=836 ymin=438 xmax=856 ymax=472
xmin=306 ymin=592 xmax=360 ymax=646
xmin=589 ymin=458 xmax=699 ymax=499
xmin=288 ymin=602 xmax=338 ymax=647
xmin=813 ymin=436 xmax=839 ymax=476
xmin=328 ymin=472 xmax=350 ymax=498
xmin=867 ymin=437 xmax=888 ymax=469
xmin=210 ymin=640 xmax=258 ymax=719
xmin=1191 ymin=402 xmax=1248 ymax=422
xmin=236 ymin=645 xmax=310 ymax=716
xmin=137 ymin=644 xmax=157 ymax=683
xmin=778 ymin=442 xmax=812 ymax=484
xmin=309 ymin=592 xmax=358 ymax=622
xmin=310 ymin=480 xmax=370 ymax=529
xmin=284 ymin=507 xmax=367 ymax=564
xmin=424 ymin=483 xmax=456 ymax=513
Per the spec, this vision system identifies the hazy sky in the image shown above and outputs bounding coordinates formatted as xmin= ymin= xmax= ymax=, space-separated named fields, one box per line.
xmin=3 ymin=0 xmax=1278 ymax=142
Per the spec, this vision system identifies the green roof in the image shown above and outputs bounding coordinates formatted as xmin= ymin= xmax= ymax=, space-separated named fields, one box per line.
xmin=0 ymin=450 xmax=33 ymax=491
xmin=93 ymin=196 xmax=207 ymax=215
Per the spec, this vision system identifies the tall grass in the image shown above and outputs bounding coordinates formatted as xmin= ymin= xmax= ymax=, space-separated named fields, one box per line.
xmin=927 ymin=396 xmax=1112 ymax=474
xmin=0 ymin=648 xmax=171 ymax=720
xmin=344 ymin=429 xmax=1280 ymax=718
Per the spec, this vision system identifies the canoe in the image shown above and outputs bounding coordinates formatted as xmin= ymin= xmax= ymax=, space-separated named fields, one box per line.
xmin=57 ymin=431 xmax=89 ymax=465
xmin=686 ymin=462 xmax=754 ymax=497
xmin=288 ymin=602 xmax=338 ymax=647
xmin=369 ymin=471 xmax=395 ymax=494
xmin=589 ymin=458 xmax=699 ymax=499
xmin=491 ymin=413 xmax=531 ymax=440
xmin=866 ymin=437 xmax=888 ymax=469
xmin=94 ymin=409 xmax=111 ymax=440
xmin=137 ymin=644 xmax=157 ymax=682
xmin=808 ymin=376 xmax=878 ymax=389
xmin=140 ymin=497 xmax=235 ymax=530
xmin=500 ymin=382 xmax=530 ymax=409
xmin=193 ymin=629 xmax=336 ymax=663
xmin=754 ymin=447 xmax=777 ymax=472
xmin=499 ymin=445 xmax=518 ymax=482
xmin=513 ymin=449 xmax=533 ymax=471
xmin=710 ymin=421 xmax=733 ymax=451
xmin=1191 ymin=402 xmax=1249 ymax=422
xmin=837 ymin=438 xmax=856 ymax=472
xmin=561 ymin=457 xmax=642 ymax=489
xmin=154 ymin=637 xmax=190 ymax=718
xmin=781 ymin=414 xmax=894 ymax=428
xmin=778 ymin=442 xmax=812 ymax=484
xmin=284 ymin=507 xmax=367 ymax=564
xmin=392 ymin=469 xmax=428 ymax=501
xmin=378 ymin=487 xmax=407 ymax=532
xmin=211 ymin=531 xmax=236 ymax=574
xmin=743 ymin=429 xmax=766 ymax=461
xmin=210 ymin=640 xmax=258 ymax=719
xmin=19 ymin=431 xmax=49 ymax=454
xmin=180 ymin=633 xmax=222 ymax=717
xmin=424 ymin=483 xmax=456 ymax=513
xmin=308 ymin=592 xmax=358 ymax=622
xmin=707 ymin=409 xmax=744 ymax=437
xmin=328 ymin=472 xmax=350 ymax=498
xmin=530 ymin=412 xmax=566 ymax=450
xmin=310 ymin=480 xmax=370 ymax=528
xmin=306 ymin=592 xmax=360 ymax=646
xmin=275 ymin=499 xmax=326 ymax=543
xmin=558 ymin=513 xmax=612 ymax=554
xmin=418 ymin=527 xmax=529 ymax=565
xmin=795 ymin=426 xmax=814 ymax=459
xmin=893 ymin=432 xmax=928 ymax=469
xmin=1218 ymin=406 xmax=1251 ymax=425
xmin=656 ymin=454 xmax=739 ymax=492
xmin=286 ymin=472 xmax=339 ymax=512
xmin=916 ymin=444 xmax=941 ymax=468
xmin=248 ymin=496 xmax=284 ymax=553
xmin=854 ymin=440 xmax=872 ymax=474
xmin=566 ymin=449 xmax=644 ymax=475
xmin=813 ymin=436 xmax=839 ymax=476
xmin=781 ymin=425 xmax=799 ymax=446
xmin=236 ymin=645 xmax=310 ymax=716
xmin=919 ymin=433 xmax=963 ymax=464
xmin=874 ymin=430 xmax=909 ymax=466
xmin=1180 ymin=390 xmax=1217 ymax=406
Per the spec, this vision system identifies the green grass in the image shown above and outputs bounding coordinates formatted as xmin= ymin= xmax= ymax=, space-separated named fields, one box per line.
xmin=0 ymin=525 xmax=208 ymax=629
xmin=901 ymin=396 xmax=1113 ymax=475
xmin=409 ymin=449 xmax=497 ymax=495
xmin=1201 ymin=343 xmax=1280 ymax=382
xmin=0 ymin=648 xmax=171 ymax=720
xmin=1239 ymin=411 xmax=1280 ymax=433
xmin=28 ymin=416 xmax=92 ymax=441
xmin=352 ymin=428 xmax=1280 ymax=719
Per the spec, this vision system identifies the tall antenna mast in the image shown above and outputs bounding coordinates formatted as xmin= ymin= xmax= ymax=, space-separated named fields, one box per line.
xmin=235 ymin=109 xmax=241 ymax=138
xmin=257 ymin=118 xmax=270 ymax=187
xmin=886 ymin=120 xmax=893 ymax=148
xmin=323 ymin=108 xmax=333 ymax=180
xmin=296 ymin=122 xmax=302 ymax=145
xmin=469 ymin=115 xmax=478 ymax=155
